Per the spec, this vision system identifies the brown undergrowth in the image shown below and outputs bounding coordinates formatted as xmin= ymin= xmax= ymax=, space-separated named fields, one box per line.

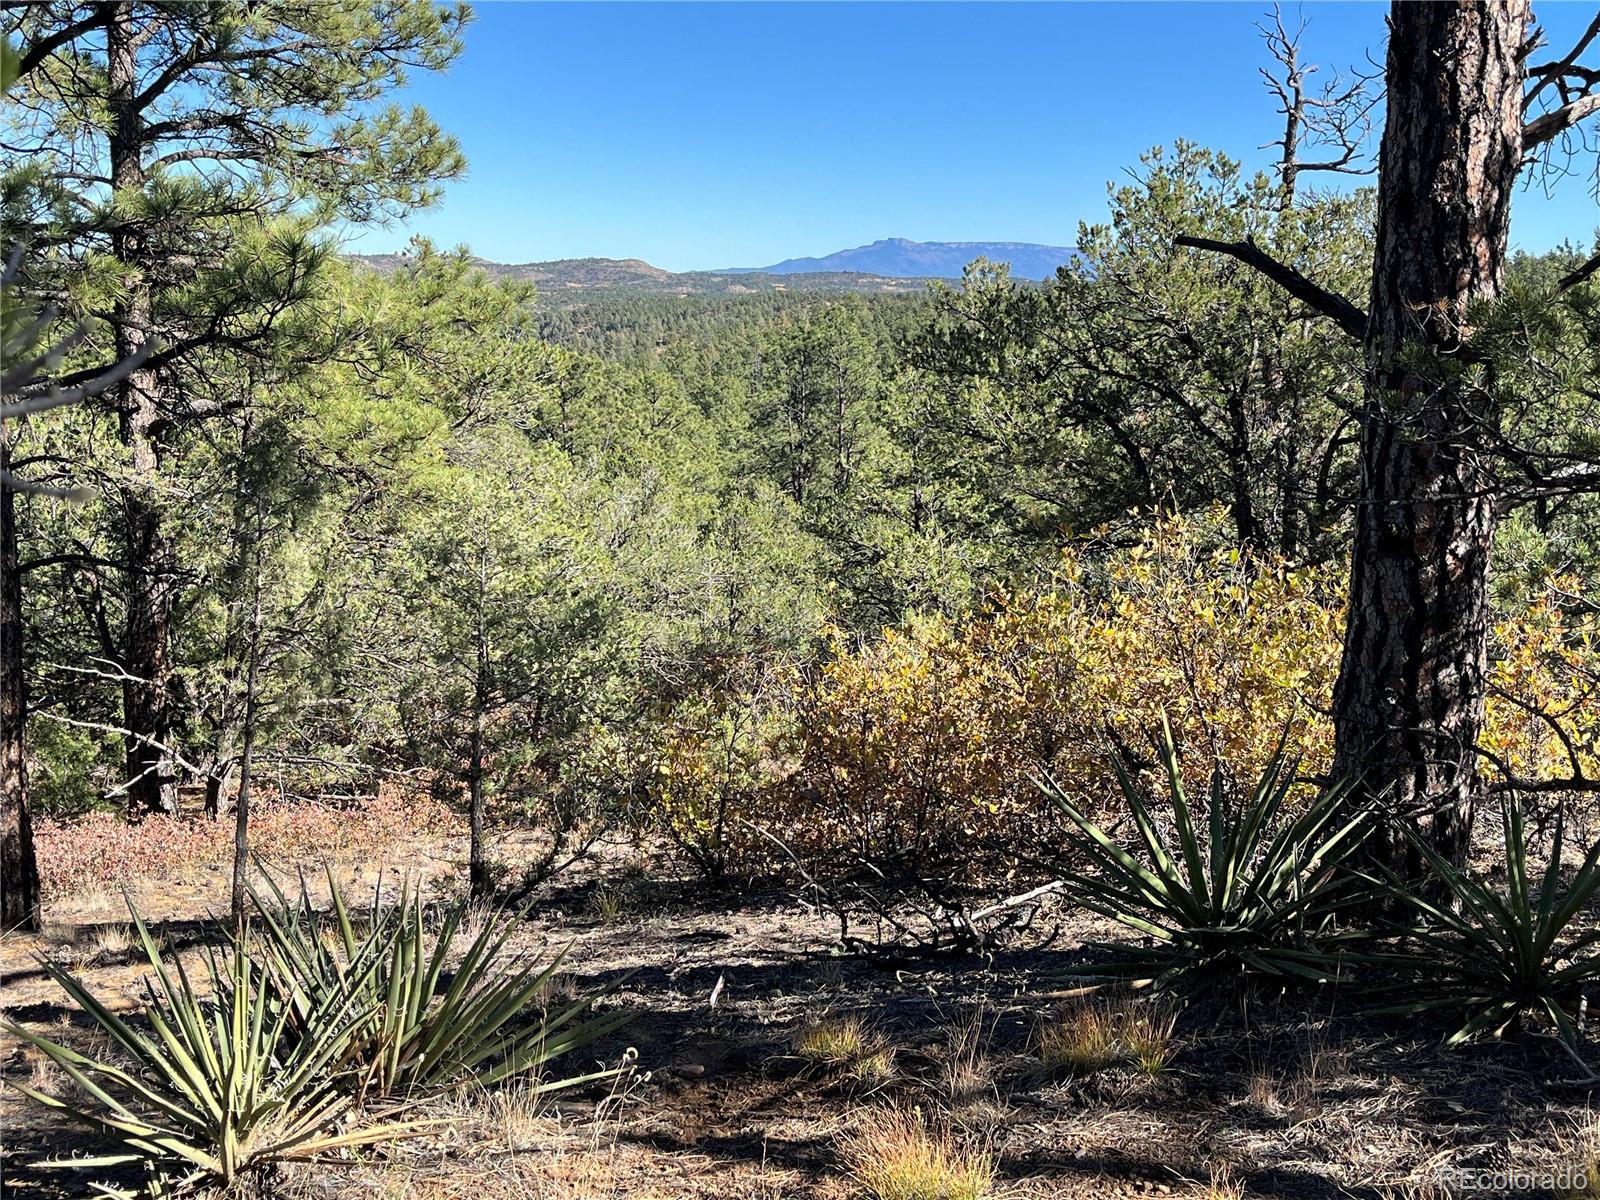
xmin=3 ymin=839 xmax=1596 ymax=1200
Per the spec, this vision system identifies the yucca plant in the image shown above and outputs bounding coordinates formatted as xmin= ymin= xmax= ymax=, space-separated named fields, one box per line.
xmin=252 ymin=871 xmax=632 ymax=1099
xmin=1036 ymin=718 xmax=1369 ymax=993
xmin=1 ymin=905 xmax=428 ymax=1198
xmin=1362 ymin=799 xmax=1600 ymax=1053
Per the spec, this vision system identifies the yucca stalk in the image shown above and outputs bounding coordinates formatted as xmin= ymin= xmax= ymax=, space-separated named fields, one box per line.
xmin=2 ymin=904 xmax=432 ymax=1198
xmin=1036 ymin=717 xmax=1370 ymax=993
xmin=252 ymin=870 xmax=632 ymax=1099
xmin=1361 ymin=798 xmax=1600 ymax=1053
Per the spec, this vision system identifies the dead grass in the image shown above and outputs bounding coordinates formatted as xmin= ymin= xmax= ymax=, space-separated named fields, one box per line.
xmin=795 ymin=1012 xmax=874 ymax=1065
xmin=588 ymin=880 xmax=634 ymax=924
xmin=86 ymin=922 xmax=134 ymax=962
xmin=937 ymin=1009 xmax=995 ymax=1109
xmin=840 ymin=1106 xmax=993 ymax=1200
xmin=1035 ymin=1002 xmax=1120 ymax=1076
xmin=472 ymin=1074 xmax=557 ymax=1152
xmin=1243 ymin=1030 xmax=1349 ymax=1123
xmin=1558 ymin=1116 xmax=1600 ymax=1199
xmin=1204 ymin=1164 xmax=1245 ymax=1200
xmin=1123 ymin=1005 xmax=1178 ymax=1076
xmin=1034 ymin=998 xmax=1178 ymax=1077
xmin=793 ymin=1012 xmax=897 ymax=1089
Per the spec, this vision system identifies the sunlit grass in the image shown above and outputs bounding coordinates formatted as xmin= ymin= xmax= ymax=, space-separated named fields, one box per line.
xmin=794 ymin=1013 xmax=898 ymax=1091
xmin=1123 ymin=1005 xmax=1178 ymax=1075
xmin=1036 ymin=997 xmax=1179 ymax=1077
xmin=841 ymin=1106 xmax=993 ymax=1200
xmin=1035 ymin=1002 xmax=1120 ymax=1076
xmin=795 ymin=1013 xmax=872 ymax=1066
xmin=1558 ymin=1118 xmax=1600 ymax=1199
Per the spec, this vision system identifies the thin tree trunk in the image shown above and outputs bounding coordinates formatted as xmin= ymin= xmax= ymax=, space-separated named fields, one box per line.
xmin=107 ymin=0 xmax=177 ymax=817
xmin=1 ymin=429 xmax=41 ymax=932
xmin=468 ymin=725 xmax=487 ymax=899
xmin=468 ymin=542 xmax=490 ymax=900
xmin=1331 ymin=0 xmax=1528 ymax=870
xmin=230 ymin=501 xmax=265 ymax=925
xmin=1225 ymin=380 xmax=1262 ymax=550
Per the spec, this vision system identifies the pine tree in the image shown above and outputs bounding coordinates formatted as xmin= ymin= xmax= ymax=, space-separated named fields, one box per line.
xmin=1181 ymin=1 xmax=1600 ymax=865
xmin=4 ymin=1 xmax=467 ymax=813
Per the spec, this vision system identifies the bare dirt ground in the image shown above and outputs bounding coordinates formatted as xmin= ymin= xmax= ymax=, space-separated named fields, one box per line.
xmin=3 ymin=835 xmax=1597 ymax=1199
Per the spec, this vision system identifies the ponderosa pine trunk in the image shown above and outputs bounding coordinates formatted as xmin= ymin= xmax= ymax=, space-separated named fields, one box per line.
xmin=107 ymin=1 xmax=178 ymax=816
xmin=1 ymin=430 xmax=42 ymax=932
xmin=1330 ymin=0 xmax=1529 ymax=870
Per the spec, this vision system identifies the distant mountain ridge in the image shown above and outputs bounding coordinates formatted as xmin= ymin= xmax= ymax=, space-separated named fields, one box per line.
xmin=350 ymin=237 xmax=1077 ymax=297
xmin=722 ymin=237 xmax=1078 ymax=280
xmin=348 ymin=253 xmax=932 ymax=298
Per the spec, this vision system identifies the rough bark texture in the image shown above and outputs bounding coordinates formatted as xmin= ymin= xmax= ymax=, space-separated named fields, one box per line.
xmin=1 ymin=432 xmax=42 ymax=932
xmin=1331 ymin=0 xmax=1529 ymax=869
xmin=107 ymin=1 xmax=178 ymax=816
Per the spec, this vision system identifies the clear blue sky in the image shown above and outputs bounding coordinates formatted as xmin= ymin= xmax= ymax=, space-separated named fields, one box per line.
xmin=351 ymin=1 xmax=1600 ymax=271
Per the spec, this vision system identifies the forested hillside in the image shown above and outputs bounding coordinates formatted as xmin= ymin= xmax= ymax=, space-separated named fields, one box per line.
xmin=3 ymin=4 xmax=1600 ymax=1199
xmin=10 ymin=121 xmax=1597 ymax=945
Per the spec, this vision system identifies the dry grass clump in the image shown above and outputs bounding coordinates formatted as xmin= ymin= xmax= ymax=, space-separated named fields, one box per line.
xmin=1036 ymin=1002 xmax=1120 ymax=1076
xmin=790 ymin=1011 xmax=902 ymax=1094
xmin=1205 ymin=1164 xmax=1245 ymax=1200
xmin=794 ymin=1013 xmax=896 ymax=1087
xmin=1035 ymin=998 xmax=1178 ymax=1077
xmin=938 ymin=1011 xmax=995 ymax=1108
xmin=840 ymin=1106 xmax=993 ymax=1200
xmin=796 ymin=1012 xmax=873 ymax=1065
xmin=1122 ymin=1006 xmax=1178 ymax=1075
xmin=475 ymin=1073 xmax=557 ymax=1153
xmin=86 ymin=922 xmax=134 ymax=962
xmin=1245 ymin=1036 xmax=1348 ymax=1123
xmin=588 ymin=880 xmax=634 ymax=923
xmin=1557 ymin=1119 xmax=1600 ymax=1199
xmin=847 ymin=1045 xmax=900 ymax=1091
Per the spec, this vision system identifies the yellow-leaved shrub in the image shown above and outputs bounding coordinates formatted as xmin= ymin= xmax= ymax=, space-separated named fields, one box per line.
xmin=1484 ymin=580 xmax=1600 ymax=790
xmin=646 ymin=516 xmax=1597 ymax=887
xmin=651 ymin=659 xmax=798 ymax=882
xmin=785 ymin=517 xmax=1343 ymax=883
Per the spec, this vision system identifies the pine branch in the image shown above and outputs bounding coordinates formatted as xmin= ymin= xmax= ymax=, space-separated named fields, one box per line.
xmin=14 ymin=9 xmax=102 ymax=79
xmin=1558 ymin=251 xmax=1600 ymax=292
xmin=1173 ymin=234 xmax=1368 ymax=340
xmin=1524 ymin=93 xmax=1600 ymax=150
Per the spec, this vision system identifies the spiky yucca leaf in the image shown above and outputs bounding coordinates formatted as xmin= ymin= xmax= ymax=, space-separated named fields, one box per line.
xmin=1362 ymin=799 xmax=1600 ymax=1052
xmin=1 ymin=903 xmax=432 ymax=1198
xmin=1036 ymin=717 xmax=1369 ymax=993
xmin=252 ymin=870 xmax=632 ymax=1099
